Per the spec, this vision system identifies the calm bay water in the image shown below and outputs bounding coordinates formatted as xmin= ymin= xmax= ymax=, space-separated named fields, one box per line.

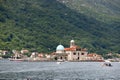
xmin=0 ymin=60 xmax=120 ymax=80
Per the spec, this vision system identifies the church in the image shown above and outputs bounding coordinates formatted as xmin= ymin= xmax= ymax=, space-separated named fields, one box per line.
xmin=53 ymin=40 xmax=88 ymax=61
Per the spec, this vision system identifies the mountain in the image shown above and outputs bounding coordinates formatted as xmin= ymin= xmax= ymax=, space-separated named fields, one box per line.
xmin=0 ymin=0 xmax=119 ymax=54
xmin=58 ymin=0 xmax=120 ymax=23
xmin=57 ymin=0 xmax=120 ymax=54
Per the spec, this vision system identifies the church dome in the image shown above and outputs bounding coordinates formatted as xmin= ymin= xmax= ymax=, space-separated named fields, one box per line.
xmin=56 ymin=45 xmax=64 ymax=51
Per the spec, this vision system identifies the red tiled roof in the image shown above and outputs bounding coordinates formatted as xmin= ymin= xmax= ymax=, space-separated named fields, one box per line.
xmin=87 ymin=53 xmax=102 ymax=57
xmin=64 ymin=48 xmax=76 ymax=51
xmin=64 ymin=45 xmax=81 ymax=51
xmin=71 ymin=45 xmax=80 ymax=48
xmin=38 ymin=54 xmax=43 ymax=57
xmin=87 ymin=54 xmax=94 ymax=57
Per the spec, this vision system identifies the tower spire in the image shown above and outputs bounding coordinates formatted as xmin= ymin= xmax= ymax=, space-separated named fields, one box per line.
xmin=70 ymin=39 xmax=75 ymax=48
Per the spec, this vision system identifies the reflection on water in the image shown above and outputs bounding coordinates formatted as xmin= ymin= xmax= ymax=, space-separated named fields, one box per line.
xmin=0 ymin=59 xmax=120 ymax=80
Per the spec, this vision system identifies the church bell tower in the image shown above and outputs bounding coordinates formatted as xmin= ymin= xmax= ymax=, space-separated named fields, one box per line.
xmin=70 ymin=40 xmax=75 ymax=48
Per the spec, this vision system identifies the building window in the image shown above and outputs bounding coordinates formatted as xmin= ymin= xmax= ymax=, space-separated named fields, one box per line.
xmin=73 ymin=53 xmax=76 ymax=55
xmin=60 ymin=57 xmax=62 ymax=59
xmin=81 ymin=53 xmax=84 ymax=55
xmin=54 ymin=57 xmax=58 ymax=60
xmin=78 ymin=57 xmax=79 ymax=60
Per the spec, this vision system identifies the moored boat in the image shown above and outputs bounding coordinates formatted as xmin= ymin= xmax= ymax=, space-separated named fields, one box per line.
xmin=56 ymin=62 xmax=61 ymax=64
xmin=9 ymin=58 xmax=24 ymax=61
xmin=102 ymin=60 xmax=112 ymax=67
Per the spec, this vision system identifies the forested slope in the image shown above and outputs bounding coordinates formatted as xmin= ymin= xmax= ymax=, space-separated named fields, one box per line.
xmin=0 ymin=0 xmax=119 ymax=54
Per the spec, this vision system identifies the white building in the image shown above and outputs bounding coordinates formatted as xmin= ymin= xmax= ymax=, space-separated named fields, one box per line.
xmin=54 ymin=40 xmax=88 ymax=61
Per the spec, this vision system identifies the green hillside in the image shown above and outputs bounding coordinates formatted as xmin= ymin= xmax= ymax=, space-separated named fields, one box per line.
xmin=58 ymin=0 xmax=120 ymax=23
xmin=0 ymin=0 xmax=119 ymax=54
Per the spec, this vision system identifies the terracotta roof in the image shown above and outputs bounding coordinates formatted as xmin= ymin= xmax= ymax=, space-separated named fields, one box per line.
xmin=64 ymin=48 xmax=76 ymax=51
xmin=88 ymin=53 xmax=97 ymax=56
xmin=87 ymin=54 xmax=94 ymax=57
xmin=38 ymin=54 xmax=43 ymax=57
xmin=87 ymin=53 xmax=102 ymax=57
xmin=71 ymin=45 xmax=80 ymax=48
xmin=64 ymin=45 xmax=81 ymax=51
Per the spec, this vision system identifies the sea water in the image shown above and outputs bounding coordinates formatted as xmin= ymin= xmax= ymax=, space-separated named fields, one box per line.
xmin=0 ymin=59 xmax=120 ymax=80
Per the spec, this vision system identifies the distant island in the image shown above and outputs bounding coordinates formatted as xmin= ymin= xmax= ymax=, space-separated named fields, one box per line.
xmin=0 ymin=40 xmax=120 ymax=62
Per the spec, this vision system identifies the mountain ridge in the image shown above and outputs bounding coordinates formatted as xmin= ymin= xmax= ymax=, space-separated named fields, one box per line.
xmin=0 ymin=0 xmax=119 ymax=54
xmin=58 ymin=0 xmax=120 ymax=23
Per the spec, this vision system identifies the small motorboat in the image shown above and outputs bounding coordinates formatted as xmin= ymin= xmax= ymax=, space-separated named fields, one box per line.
xmin=103 ymin=62 xmax=112 ymax=67
xmin=103 ymin=60 xmax=112 ymax=67
xmin=57 ymin=62 xmax=62 ymax=64
xmin=9 ymin=58 xmax=24 ymax=61
xmin=56 ymin=59 xmax=64 ymax=64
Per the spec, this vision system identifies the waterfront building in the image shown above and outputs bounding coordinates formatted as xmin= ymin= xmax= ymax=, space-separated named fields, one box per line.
xmin=12 ymin=50 xmax=22 ymax=59
xmin=52 ymin=40 xmax=88 ymax=61
xmin=0 ymin=50 xmax=8 ymax=55
xmin=54 ymin=44 xmax=67 ymax=61
xmin=21 ymin=49 xmax=29 ymax=54
xmin=65 ymin=40 xmax=88 ymax=61
xmin=86 ymin=53 xmax=104 ymax=61
xmin=30 ymin=52 xmax=38 ymax=58
xmin=38 ymin=53 xmax=44 ymax=58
